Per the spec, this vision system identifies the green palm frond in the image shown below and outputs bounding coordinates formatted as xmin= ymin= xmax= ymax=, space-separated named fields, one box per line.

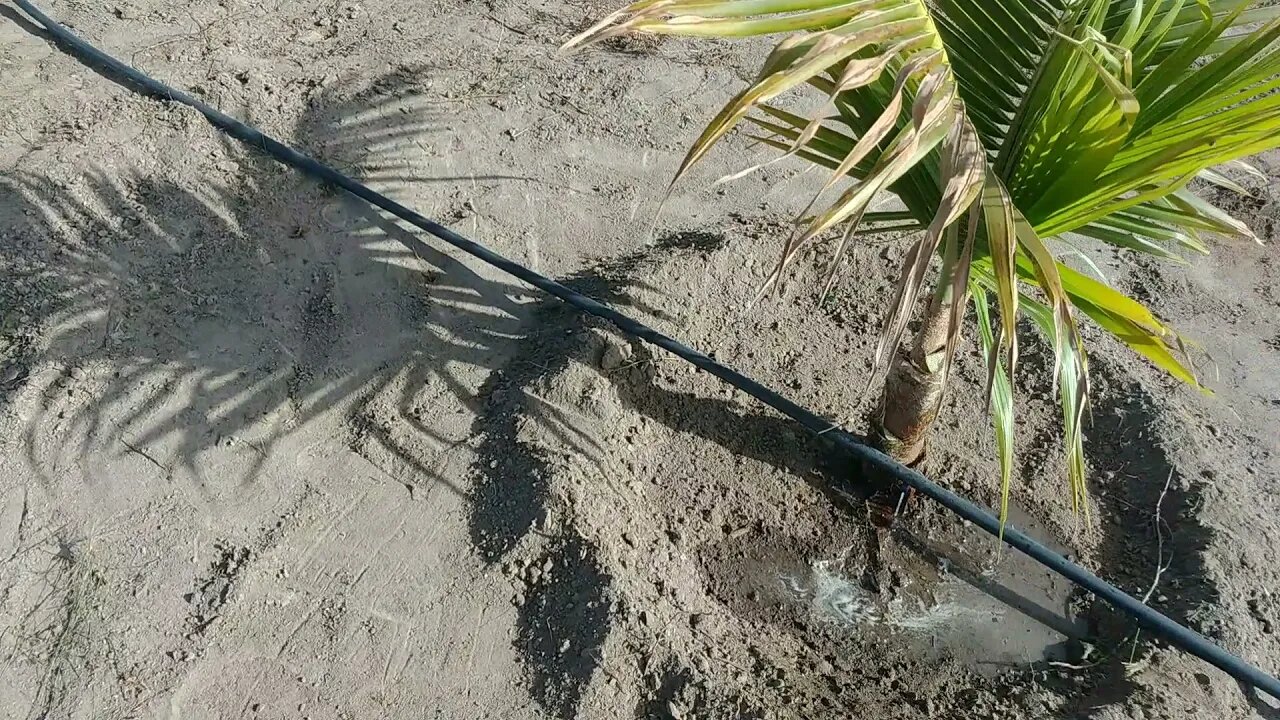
xmin=566 ymin=0 xmax=1280 ymax=522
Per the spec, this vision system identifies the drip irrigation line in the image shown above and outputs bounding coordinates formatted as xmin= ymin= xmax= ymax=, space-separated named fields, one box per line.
xmin=11 ymin=0 xmax=1280 ymax=701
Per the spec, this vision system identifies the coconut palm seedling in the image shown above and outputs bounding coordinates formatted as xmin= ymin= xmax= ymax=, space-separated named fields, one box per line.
xmin=564 ymin=0 xmax=1280 ymax=526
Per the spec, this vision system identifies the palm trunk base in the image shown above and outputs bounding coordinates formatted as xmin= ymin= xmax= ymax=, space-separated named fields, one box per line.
xmin=864 ymin=351 xmax=945 ymax=528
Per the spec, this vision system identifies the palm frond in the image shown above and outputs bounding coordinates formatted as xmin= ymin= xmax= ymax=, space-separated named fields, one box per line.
xmin=566 ymin=0 xmax=1280 ymax=516
xmin=972 ymin=288 xmax=1016 ymax=529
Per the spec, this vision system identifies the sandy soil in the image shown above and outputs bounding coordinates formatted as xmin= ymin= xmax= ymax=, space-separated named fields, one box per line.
xmin=1 ymin=1 xmax=1279 ymax=719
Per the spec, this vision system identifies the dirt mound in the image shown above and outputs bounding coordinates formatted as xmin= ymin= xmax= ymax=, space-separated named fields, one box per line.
xmin=460 ymin=225 xmax=1237 ymax=718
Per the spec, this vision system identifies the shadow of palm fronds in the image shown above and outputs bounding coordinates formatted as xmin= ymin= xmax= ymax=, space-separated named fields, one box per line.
xmin=0 ymin=70 xmax=537 ymax=503
xmin=462 ymin=229 xmax=729 ymax=719
xmin=294 ymin=65 xmax=541 ymax=190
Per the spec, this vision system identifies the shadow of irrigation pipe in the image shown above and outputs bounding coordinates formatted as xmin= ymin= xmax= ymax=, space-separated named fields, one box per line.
xmin=10 ymin=0 xmax=1280 ymax=701
xmin=894 ymin=529 xmax=1086 ymax=645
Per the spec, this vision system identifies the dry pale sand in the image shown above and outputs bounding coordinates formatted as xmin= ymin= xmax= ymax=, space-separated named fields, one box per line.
xmin=2 ymin=2 xmax=1279 ymax=719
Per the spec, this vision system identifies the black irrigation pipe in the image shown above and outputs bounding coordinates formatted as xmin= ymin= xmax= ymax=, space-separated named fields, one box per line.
xmin=11 ymin=0 xmax=1280 ymax=701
